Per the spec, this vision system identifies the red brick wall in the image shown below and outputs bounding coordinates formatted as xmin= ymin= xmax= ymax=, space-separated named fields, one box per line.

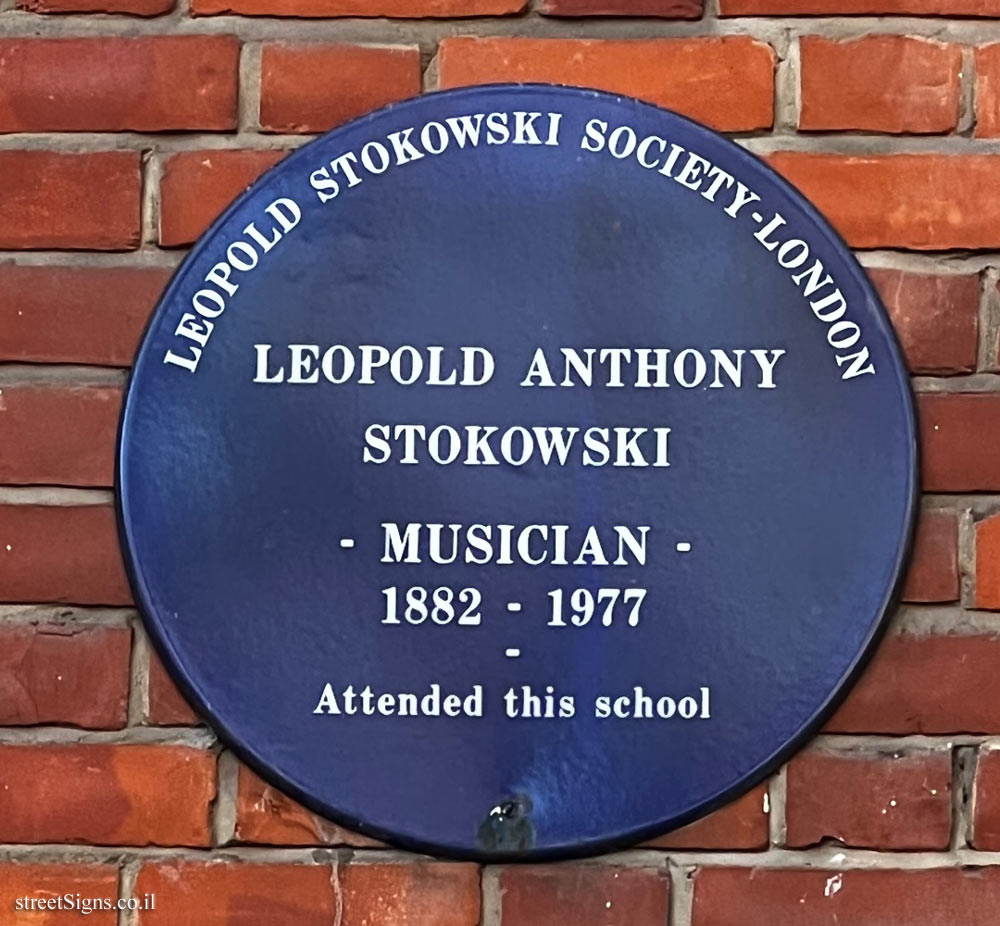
xmin=0 ymin=0 xmax=999 ymax=922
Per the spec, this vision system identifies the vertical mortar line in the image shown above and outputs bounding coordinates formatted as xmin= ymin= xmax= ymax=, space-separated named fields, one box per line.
xmin=140 ymin=152 xmax=162 ymax=251
xmin=977 ymin=267 xmax=1000 ymax=373
xmin=422 ymin=45 xmax=441 ymax=94
xmin=958 ymin=44 xmax=976 ymax=135
xmin=239 ymin=41 xmax=263 ymax=135
xmin=480 ymin=865 xmax=502 ymax=926
xmin=958 ymin=505 xmax=977 ymax=609
xmin=213 ymin=749 xmax=240 ymax=846
xmin=117 ymin=858 xmax=141 ymax=926
xmin=952 ymin=744 xmax=977 ymax=850
xmin=767 ymin=766 xmax=787 ymax=848
xmin=668 ymin=861 xmax=695 ymax=926
xmin=126 ymin=617 xmax=151 ymax=727
xmin=702 ymin=0 xmax=722 ymax=22
xmin=773 ymin=31 xmax=800 ymax=135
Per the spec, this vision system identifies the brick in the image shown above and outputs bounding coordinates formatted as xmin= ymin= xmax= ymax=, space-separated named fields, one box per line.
xmin=134 ymin=862 xmax=336 ymax=924
xmin=0 ymin=265 xmax=169 ymax=366
xmin=159 ymin=149 xmax=288 ymax=247
xmin=692 ymin=867 xmax=1000 ymax=925
xmin=497 ymin=865 xmax=668 ymax=926
xmin=867 ymin=268 xmax=978 ymax=375
xmin=260 ymin=43 xmax=420 ymax=134
xmin=342 ymin=862 xmax=481 ymax=926
xmin=722 ymin=0 xmax=1000 ymax=14
xmin=973 ymin=749 xmax=1000 ymax=848
xmin=0 ymin=38 xmax=238 ymax=132
xmin=826 ymin=633 xmax=1000 ymax=734
xmin=0 ymin=151 xmax=140 ymax=251
xmin=785 ymin=750 xmax=952 ymax=850
xmin=768 ymin=153 xmax=1000 ymax=250
xmin=0 ymin=386 xmax=121 ymax=487
xmin=975 ymin=45 xmax=1000 ymax=137
xmin=1 ymin=864 xmax=119 ymax=925
xmin=193 ymin=0 xmax=524 ymax=16
xmin=799 ymin=36 xmax=960 ymax=134
xmin=975 ymin=512 xmax=1000 ymax=609
xmin=0 ymin=505 xmax=132 ymax=606
xmin=234 ymin=765 xmax=379 ymax=846
xmin=0 ymin=623 xmax=130 ymax=728
xmin=645 ymin=782 xmax=768 ymax=849
xmin=918 ymin=393 xmax=1000 ymax=492
xmin=19 ymin=0 xmax=172 ymax=14
xmin=0 ymin=744 xmax=215 ymax=846
xmin=901 ymin=509 xmax=959 ymax=603
xmin=437 ymin=37 xmax=774 ymax=132
xmin=541 ymin=0 xmax=701 ymax=16
xmin=147 ymin=650 xmax=200 ymax=725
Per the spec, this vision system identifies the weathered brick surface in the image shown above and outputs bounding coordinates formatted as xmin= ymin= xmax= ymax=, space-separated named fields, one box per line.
xmin=0 ymin=506 xmax=132 ymax=606
xmin=234 ymin=765 xmax=379 ymax=846
xmin=826 ymin=634 xmax=1000 ymax=734
xmin=192 ymin=0 xmax=525 ymax=15
xmin=692 ymin=867 xmax=1000 ymax=925
xmin=977 ymin=513 xmax=1000 ymax=609
xmin=768 ymin=153 xmax=1000 ymax=250
xmin=0 ymin=152 xmax=140 ymax=251
xmin=497 ymin=865 xmax=668 ymax=926
xmin=542 ymin=0 xmax=701 ymax=15
xmin=867 ymin=268 xmax=978 ymax=375
xmin=0 ymin=38 xmax=239 ymax=132
xmin=260 ymin=43 xmax=421 ymax=133
xmin=134 ymin=862 xmax=337 ymax=924
xmin=785 ymin=750 xmax=952 ymax=849
xmin=800 ymin=36 xmax=961 ymax=134
xmin=900 ymin=509 xmax=959 ymax=603
xmin=159 ymin=149 xmax=288 ymax=247
xmin=0 ymin=387 xmax=121 ymax=487
xmin=0 ymin=265 xmax=169 ymax=366
xmin=0 ymin=864 xmax=119 ymax=925
xmin=919 ymin=393 xmax=1000 ymax=492
xmin=146 ymin=650 xmax=201 ymax=726
xmin=646 ymin=783 xmax=768 ymax=849
xmin=0 ymin=745 xmax=215 ymax=846
xmin=972 ymin=749 xmax=1000 ymax=848
xmin=0 ymin=624 xmax=131 ymax=728
xmin=438 ymin=37 xmax=775 ymax=132
xmin=723 ymin=0 xmax=1000 ymax=13
xmin=341 ymin=862 xmax=482 ymax=926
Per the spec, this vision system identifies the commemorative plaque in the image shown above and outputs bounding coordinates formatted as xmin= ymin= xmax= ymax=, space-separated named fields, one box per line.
xmin=118 ymin=85 xmax=917 ymax=860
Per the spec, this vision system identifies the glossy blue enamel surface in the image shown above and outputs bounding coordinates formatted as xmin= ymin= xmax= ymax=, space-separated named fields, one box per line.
xmin=118 ymin=85 xmax=917 ymax=860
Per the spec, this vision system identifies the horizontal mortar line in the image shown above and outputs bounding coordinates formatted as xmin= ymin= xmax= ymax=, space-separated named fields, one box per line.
xmin=0 ymin=726 xmax=216 ymax=746
xmin=604 ymin=846 xmax=1000 ymax=869
xmin=2 ymin=13 xmax=1000 ymax=43
xmin=810 ymin=732 xmax=1000 ymax=751
xmin=857 ymin=251 xmax=1000 ymax=273
xmin=9 ymin=130 xmax=1000 ymax=155
xmin=0 ymin=132 xmax=312 ymax=151
xmin=0 ymin=844 xmax=427 ymax=865
xmin=924 ymin=492 xmax=1000 ymax=509
xmin=0 ymin=486 xmax=114 ymax=505
xmin=741 ymin=134 xmax=1000 ymax=155
xmin=893 ymin=606 xmax=1000 ymax=636
xmin=913 ymin=373 xmax=1000 ymax=392
xmin=0 ymin=250 xmax=185 ymax=269
xmin=0 ymin=605 xmax=137 ymax=626
xmin=0 ymin=364 xmax=128 ymax=385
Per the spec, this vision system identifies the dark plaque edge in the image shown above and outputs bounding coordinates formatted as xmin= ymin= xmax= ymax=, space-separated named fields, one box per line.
xmin=115 ymin=82 xmax=921 ymax=863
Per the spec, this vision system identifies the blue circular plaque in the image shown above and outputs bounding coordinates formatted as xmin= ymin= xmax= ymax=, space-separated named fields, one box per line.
xmin=118 ymin=85 xmax=917 ymax=860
